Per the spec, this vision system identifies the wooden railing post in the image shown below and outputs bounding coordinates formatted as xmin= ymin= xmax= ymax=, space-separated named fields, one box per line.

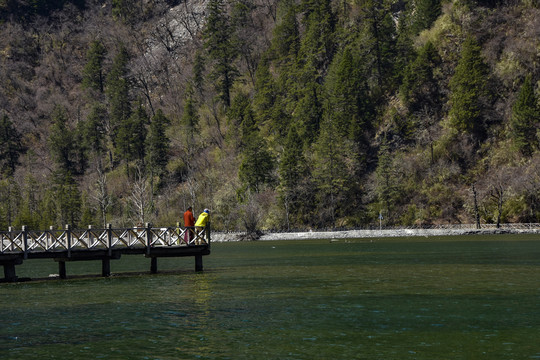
xmin=176 ymin=222 xmax=181 ymax=245
xmin=49 ymin=226 xmax=54 ymax=250
xmin=65 ymin=224 xmax=72 ymax=258
xmin=107 ymin=223 xmax=112 ymax=256
xmin=87 ymin=225 xmax=92 ymax=249
xmin=22 ymin=225 xmax=28 ymax=259
xmin=145 ymin=223 xmax=152 ymax=255
xmin=8 ymin=226 xmax=13 ymax=251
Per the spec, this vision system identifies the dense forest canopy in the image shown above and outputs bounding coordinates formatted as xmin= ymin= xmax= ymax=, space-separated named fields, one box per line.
xmin=0 ymin=0 xmax=539 ymax=232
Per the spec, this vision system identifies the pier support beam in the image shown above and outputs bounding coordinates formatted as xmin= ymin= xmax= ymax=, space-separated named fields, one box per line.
xmin=59 ymin=261 xmax=66 ymax=279
xmin=150 ymin=257 xmax=158 ymax=273
xmin=102 ymin=258 xmax=111 ymax=277
xmin=195 ymin=254 xmax=203 ymax=272
xmin=3 ymin=263 xmax=18 ymax=282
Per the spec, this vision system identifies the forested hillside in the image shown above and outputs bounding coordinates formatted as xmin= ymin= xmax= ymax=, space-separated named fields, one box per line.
xmin=0 ymin=0 xmax=539 ymax=232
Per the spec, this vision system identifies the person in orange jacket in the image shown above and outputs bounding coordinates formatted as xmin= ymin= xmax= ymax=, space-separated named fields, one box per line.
xmin=183 ymin=206 xmax=195 ymax=245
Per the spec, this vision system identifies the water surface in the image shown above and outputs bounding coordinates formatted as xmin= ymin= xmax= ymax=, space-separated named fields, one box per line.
xmin=1 ymin=235 xmax=540 ymax=359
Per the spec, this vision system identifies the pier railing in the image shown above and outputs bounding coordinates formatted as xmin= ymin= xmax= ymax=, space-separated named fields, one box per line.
xmin=0 ymin=223 xmax=210 ymax=257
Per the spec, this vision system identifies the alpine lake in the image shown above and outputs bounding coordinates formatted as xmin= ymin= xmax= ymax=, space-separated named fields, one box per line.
xmin=1 ymin=234 xmax=540 ymax=359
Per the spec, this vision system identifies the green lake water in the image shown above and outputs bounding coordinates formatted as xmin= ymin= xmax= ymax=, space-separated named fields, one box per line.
xmin=1 ymin=234 xmax=540 ymax=359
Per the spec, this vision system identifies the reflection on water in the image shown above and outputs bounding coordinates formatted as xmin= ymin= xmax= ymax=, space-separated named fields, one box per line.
xmin=1 ymin=236 xmax=540 ymax=359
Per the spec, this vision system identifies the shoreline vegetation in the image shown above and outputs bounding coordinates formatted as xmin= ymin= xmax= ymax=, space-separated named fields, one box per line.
xmin=212 ymin=224 xmax=540 ymax=242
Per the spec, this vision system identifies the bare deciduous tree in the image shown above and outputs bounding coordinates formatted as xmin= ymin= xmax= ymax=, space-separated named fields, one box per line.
xmin=91 ymin=167 xmax=112 ymax=228
xmin=129 ymin=166 xmax=152 ymax=225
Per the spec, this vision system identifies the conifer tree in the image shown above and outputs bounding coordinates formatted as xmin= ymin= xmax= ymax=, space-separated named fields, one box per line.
xmin=52 ymin=170 xmax=82 ymax=228
xmin=145 ymin=109 xmax=170 ymax=179
xmin=83 ymin=103 xmax=107 ymax=165
xmin=510 ymin=75 xmax=540 ymax=156
xmin=298 ymin=0 xmax=335 ymax=81
xmin=48 ymin=105 xmax=77 ymax=175
xmin=16 ymin=175 xmax=41 ymax=229
xmin=375 ymin=136 xmax=400 ymax=223
xmin=0 ymin=177 xmax=20 ymax=229
xmin=312 ymin=114 xmax=352 ymax=227
xmin=73 ymin=120 xmax=88 ymax=175
xmin=324 ymin=46 xmax=372 ymax=194
xmin=253 ymin=56 xmax=291 ymax=140
xmin=293 ymin=80 xmax=322 ymax=145
xmin=360 ymin=0 xmax=397 ymax=89
xmin=181 ymin=84 xmax=200 ymax=151
xmin=272 ymin=2 xmax=300 ymax=63
xmin=227 ymin=92 xmax=255 ymax=149
xmin=130 ymin=104 xmax=148 ymax=163
xmin=82 ymin=39 xmax=107 ymax=94
xmin=203 ymin=0 xmax=238 ymax=107
xmin=0 ymin=114 xmax=25 ymax=177
xmin=325 ymin=48 xmax=370 ymax=136
xmin=239 ymin=129 xmax=274 ymax=194
xmin=411 ymin=0 xmax=441 ymax=34
xmin=106 ymin=45 xmax=131 ymax=155
xmin=278 ymin=125 xmax=310 ymax=228
xmin=448 ymin=36 xmax=489 ymax=139
xmin=400 ymin=41 xmax=441 ymax=113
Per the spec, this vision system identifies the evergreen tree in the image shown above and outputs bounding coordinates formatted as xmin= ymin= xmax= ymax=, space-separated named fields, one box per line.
xmin=239 ymin=129 xmax=275 ymax=194
xmin=73 ymin=120 xmax=88 ymax=175
xmin=325 ymin=48 xmax=371 ymax=137
xmin=298 ymin=0 xmax=335 ymax=82
xmin=272 ymin=2 xmax=300 ymax=63
xmin=0 ymin=114 xmax=25 ymax=177
xmin=448 ymin=36 xmax=489 ymax=139
xmin=106 ymin=45 xmax=131 ymax=155
xmin=48 ymin=105 xmax=77 ymax=175
xmin=145 ymin=109 xmax=170 ymax=179
xmin=253 ymin=56 xmax=276 ymax=124
xmin=510 ymin=75 xmax=540 ymax=156
xmin=82 ymin=39 xmax=107 ymax=94
xmin=312 ymin=114 xmax=353 ymax=227
xmin=278 ymin=125 xmax=311 ymax=229
xmin=412 ymin=0 xmax=441 ymax=34
xmin=52 ymin=170 xmax=82 ymax=228
xmin=293 ymin=80 xmax=323 ymax=145
xmin=181 ymin=84 xmax=200 ymax=150
xmin=360 ymin=0 xmax=398 ymax=89
xmin=227 ymin=92 xmax=255 ymax=149
xmin=13 ymin=175 xmax=41 ymax=229
xmin=83 ymin=103 xmax=107 ymax=164
xmin=400 ymin=41 xmax=441 ymax=113
xmin=324 ymin=46 xmax=372 ymax=196
xmin=0 ymin=177 xmax=20 ymax=229
xmin=203 ymin=0 xmax=238 ymax=107
xmin=115 ymin=104 xmax=147 ymax=166
xmin=192 ymin=50 xmax=206 ymax=98
xmin=374 ymin=136 xmax=402 ymax=223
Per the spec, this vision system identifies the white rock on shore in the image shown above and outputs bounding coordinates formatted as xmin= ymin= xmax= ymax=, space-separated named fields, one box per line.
xmin=210 ymin=227 xmax=540 ymax=242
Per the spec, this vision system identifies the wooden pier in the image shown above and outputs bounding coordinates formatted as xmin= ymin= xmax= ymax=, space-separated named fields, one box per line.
xmin=0 ymin=223 xmax=210 ymax=282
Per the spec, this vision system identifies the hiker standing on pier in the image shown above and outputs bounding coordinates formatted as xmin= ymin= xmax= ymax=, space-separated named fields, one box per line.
xmin=195 ymin=209 xmax=210 ymax=245
xmin=183 ymin=206 xmax=195 ymax=245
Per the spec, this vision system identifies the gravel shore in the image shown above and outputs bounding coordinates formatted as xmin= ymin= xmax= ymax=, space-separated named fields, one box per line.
xmin=211 ymin=227 xmax=540 ymax=242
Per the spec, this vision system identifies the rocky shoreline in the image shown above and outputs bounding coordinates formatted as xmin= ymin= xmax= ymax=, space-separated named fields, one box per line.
xmin=211 ymin=227 xmax=540 ymax=242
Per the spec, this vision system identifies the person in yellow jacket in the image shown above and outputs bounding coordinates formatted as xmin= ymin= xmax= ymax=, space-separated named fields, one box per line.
xmin=194 ymin=209 xmax=210 ymax=244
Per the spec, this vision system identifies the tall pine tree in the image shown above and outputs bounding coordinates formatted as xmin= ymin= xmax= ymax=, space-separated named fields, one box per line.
xmin=203 ymin=0 xmax=238 ymax=107
xmin=82 ymin=39 xmax=107 ymax=94
xmin=510 ymin=75 xmax=540 ymax=156
xmin=0 ymin=114 xmax=25 ymax=177
xmin=145 ymin=109 xmax=170 ymax=180
xmin=448 ymin=36 xmax=489 ymax=139
xmin=106 ymin=45 xmax=131 ymax=160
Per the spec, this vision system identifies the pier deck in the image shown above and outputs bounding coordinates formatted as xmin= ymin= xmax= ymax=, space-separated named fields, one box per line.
xmin=0 ymin=224 xmax=210 ymax=282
